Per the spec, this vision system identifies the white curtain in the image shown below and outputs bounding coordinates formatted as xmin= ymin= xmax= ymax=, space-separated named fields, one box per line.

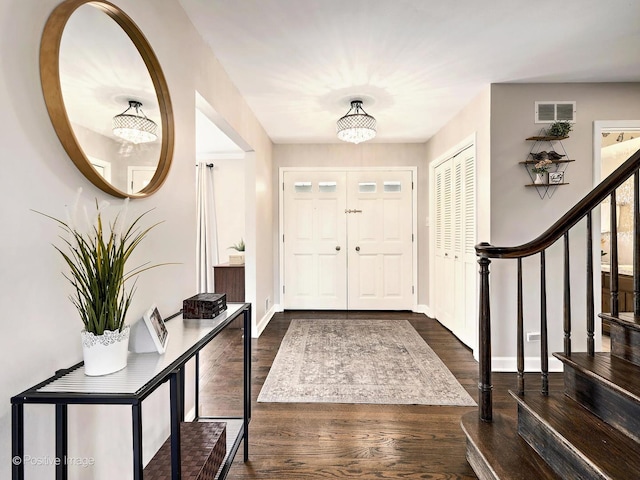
xmin=196 ymin=163 xmax=219 ymax=293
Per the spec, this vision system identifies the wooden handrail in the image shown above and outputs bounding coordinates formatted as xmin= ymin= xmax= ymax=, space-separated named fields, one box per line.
xmin=476 ymin=149 xmax=640 ymax=259
xmin=474 ymin=147 xmax=640 ymax=423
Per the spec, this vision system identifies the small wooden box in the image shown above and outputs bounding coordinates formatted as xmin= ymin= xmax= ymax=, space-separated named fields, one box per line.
xmin=183 ymin=293 xmax=227 ymax=319
xmin=144 ymin=422 xmax=226 ymax=480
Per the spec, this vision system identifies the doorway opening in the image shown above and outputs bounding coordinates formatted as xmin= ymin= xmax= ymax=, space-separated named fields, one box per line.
xmin=595 ymin=121 xmax=640 ymax=349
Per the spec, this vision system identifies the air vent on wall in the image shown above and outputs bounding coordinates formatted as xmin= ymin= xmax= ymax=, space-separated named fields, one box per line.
xmin=535 ymin=101 xmax=576 ymax=123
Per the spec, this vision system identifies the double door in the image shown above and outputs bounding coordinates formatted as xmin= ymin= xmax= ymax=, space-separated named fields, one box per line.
xmin=433 ymin=148 xmax=477 ymax=348
xmin=282 ymin=170 xmax=414 ymax=310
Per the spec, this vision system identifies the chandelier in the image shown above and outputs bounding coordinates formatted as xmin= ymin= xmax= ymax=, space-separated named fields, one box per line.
xmin=112 ymin=100 xmax=158 ymax=144
xmin=336 ymin=100 xmax=376 ymax=144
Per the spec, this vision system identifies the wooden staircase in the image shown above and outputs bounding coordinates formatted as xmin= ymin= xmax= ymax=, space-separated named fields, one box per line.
xmin=462 ymin=148 xmax=640 ymax=479
xmin=462 ymin=314 xmax=640 ymax=479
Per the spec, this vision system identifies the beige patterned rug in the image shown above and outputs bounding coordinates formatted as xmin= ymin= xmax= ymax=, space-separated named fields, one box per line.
xmin=257 ymin=319 xmax=476 ymax=406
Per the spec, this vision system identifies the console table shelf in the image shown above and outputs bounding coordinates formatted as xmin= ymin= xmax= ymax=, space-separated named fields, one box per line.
xmin=11 ymin=302 xmax=251 ymax=480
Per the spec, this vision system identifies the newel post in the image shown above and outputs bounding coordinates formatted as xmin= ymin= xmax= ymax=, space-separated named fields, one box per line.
xmin=478 ymin=248 xmax=493 ymax=422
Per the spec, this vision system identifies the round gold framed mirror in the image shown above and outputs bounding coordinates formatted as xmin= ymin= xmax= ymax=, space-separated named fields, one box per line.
xmin=40 ymin=0 xmax=174 ymax=198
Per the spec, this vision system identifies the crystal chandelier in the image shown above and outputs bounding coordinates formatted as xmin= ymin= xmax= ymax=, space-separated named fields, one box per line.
xmin=112 ymin=100 xmax=158 ymax=144
xmin=336 ymin=100 xmax=376 ymax=144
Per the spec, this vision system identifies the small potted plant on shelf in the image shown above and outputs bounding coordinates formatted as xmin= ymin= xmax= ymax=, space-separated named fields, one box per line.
xmin=532 ymin=159 xmax=553 ymax=184
xmin=546 ymin=120 xmax=573 ymax=138
xmin=228 ymin=238 xmax=245 ymax=265
xmin=34 ymin=191 xmax=167 ymax=376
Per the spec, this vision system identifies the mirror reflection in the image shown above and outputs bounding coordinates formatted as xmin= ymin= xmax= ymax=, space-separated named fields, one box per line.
xmin=58 ymin=4 xmax=162 ymax=194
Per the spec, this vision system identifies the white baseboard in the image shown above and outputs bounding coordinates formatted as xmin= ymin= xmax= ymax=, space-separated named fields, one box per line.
xmin=414 ymin=304 xmax=433 ymax=317
xmin=273 ymin=303 xmax=284 ymax=313
xmin=254 ymin=305 xmax=276 ymax=337
xmin=491 ymin=356 xmax=564 ymax=373
xmin=185 ymin=406 xmax=196 ymax=421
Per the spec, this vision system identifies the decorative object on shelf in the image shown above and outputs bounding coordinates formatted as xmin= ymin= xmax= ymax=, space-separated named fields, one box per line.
xmin=183 ymin=293 xmax=228 ymax=319
xmin=523 ymin=129 xmax=573 ymax=199
xmin=532 ymin=159 xmax=552 ymax=184
xmin=547 ymin=151 xmax=566 ymax=160
xmin=228 ymin=238 xmax=245 ymax=265
xmin=531 ymin=151 xmax=549 ymax=161
xmin=531 ymin=150 xmax=566 ymax=161
xmin=139 ymin=305 xmax=169 ymax=353
xmin=549 ymin=171 xmax=565 ymax=184
xmin=546 ymin=120 xmax=573 ymax=138
xmin=143 ymin=422 xmax=227 ymax=480
xmin=336 ymin=99 xmax=377 ymax=144
xmin=34 ymin=189 xmax=167 ymax=375
xmin=81 ymin=327 xmax=130 ymax=376
xmin=112 ymin=100 xmax=158 ymax=144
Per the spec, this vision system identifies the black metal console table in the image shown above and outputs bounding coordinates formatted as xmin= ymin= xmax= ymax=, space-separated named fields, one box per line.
xmin=11 ymin=302 xmax=251 ymax=480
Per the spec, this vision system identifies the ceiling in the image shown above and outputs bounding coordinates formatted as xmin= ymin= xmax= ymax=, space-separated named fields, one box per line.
xmin=179 ymin=0 xmax=640 ymax=145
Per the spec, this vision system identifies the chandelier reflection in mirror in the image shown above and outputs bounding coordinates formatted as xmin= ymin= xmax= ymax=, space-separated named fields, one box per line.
xmin=336 ymin=99 xmax=376 ymax=144
xmin=113 ymin=100 xmax=158 ymax=144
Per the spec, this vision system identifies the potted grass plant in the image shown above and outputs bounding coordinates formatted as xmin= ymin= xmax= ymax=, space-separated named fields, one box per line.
xmin=35 ymin=194 xmax=164 ymax=375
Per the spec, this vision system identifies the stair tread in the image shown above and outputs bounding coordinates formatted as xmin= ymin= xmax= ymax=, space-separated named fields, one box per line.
xmin=599 ymin=311 xmax=640 ymax=332
xmin=554 ymin=352 xmax=640 ymax=403
xmin=512 ymin=391 xmax=640 ymax=477
xmin=460 ymin=411 xmax=562 ymax=480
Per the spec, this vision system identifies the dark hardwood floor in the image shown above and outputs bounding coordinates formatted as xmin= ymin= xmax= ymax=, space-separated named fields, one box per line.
xmin=198 ymin=311 xmax=563 ymax=479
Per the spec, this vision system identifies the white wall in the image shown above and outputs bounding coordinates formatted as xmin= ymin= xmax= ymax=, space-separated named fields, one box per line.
xmin=211 ymin=158 xmax=246 ymax=264
xmin=272 ymin=143 xmax=427 ymax=306
xmin=424 ymin=83 xmax=640 ymax=370
xmin=0 ymin=0 xmax=273 ymax=478
xmin=193 ymin=32 xmax=274 ymax=335
xmin=488 ymin=83 xmax=640 ymax=369
xmin=424 ymin=86 xmax=492 ymax=312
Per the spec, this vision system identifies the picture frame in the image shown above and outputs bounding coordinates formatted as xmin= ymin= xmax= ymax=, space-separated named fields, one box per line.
xmin=548 ymin=171 xmax=564 ymax=184
xmin=143 ymin=304 xmax=169 ymax=353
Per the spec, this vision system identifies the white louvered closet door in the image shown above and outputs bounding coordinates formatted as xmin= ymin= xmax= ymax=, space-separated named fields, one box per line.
xmin=433 ymin=146 xmax=477 ymax=349
xmin=434 ymin=161 xmax=455 ymax=330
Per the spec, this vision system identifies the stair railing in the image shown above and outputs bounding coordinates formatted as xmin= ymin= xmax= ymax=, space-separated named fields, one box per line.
xmin=475 ymin=148 xmax=640 ymax=422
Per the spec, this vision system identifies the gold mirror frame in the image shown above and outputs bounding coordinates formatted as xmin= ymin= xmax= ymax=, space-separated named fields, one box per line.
xmin=40 ymin=0 xmax=174 ymax=198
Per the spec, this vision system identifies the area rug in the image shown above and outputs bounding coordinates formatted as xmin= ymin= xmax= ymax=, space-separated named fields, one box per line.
xmin=257 ymin=319 xmax=476 ymax=406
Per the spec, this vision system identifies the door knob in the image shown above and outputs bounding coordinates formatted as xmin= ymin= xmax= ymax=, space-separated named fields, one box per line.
xmin=355 ymin=246 xmax=360 ymax=252
xmin=336 ymin=246 xmax=341 ymax=251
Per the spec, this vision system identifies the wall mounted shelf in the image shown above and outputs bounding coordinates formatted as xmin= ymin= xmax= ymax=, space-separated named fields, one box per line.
xmin=523 ymin=131 xmax=572 ymax=199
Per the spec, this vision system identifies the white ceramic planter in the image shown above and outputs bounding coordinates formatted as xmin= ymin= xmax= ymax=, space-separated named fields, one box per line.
xmin=229 ymin=253 xmax=245 ymax=265
xmin=81 ymin=325 xmax=130 ymax=376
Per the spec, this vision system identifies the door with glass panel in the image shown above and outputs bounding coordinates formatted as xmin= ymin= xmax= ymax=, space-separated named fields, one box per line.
xmin=282 ymin=169 xmax=414 ymax=310
xmin=283 ymin=171 xmax=348 ymax=309
xmin=346 ymin=171 xmax=414 ymax=310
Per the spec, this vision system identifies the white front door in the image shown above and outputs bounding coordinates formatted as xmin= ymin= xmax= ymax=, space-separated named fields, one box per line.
xmin=347 ymin=171 xmax=414 ymax=310
xmin=283 ymin=171 xmax=347 ymax=309
xmin=282 ymin=169 xmax=414 ymax=311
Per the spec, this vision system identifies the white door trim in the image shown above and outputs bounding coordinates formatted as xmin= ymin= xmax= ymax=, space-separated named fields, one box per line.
xmin=278 ymin=166 xmax=418 ymax=311
xmin=593 ymin=120 xmax=640 ymax=188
